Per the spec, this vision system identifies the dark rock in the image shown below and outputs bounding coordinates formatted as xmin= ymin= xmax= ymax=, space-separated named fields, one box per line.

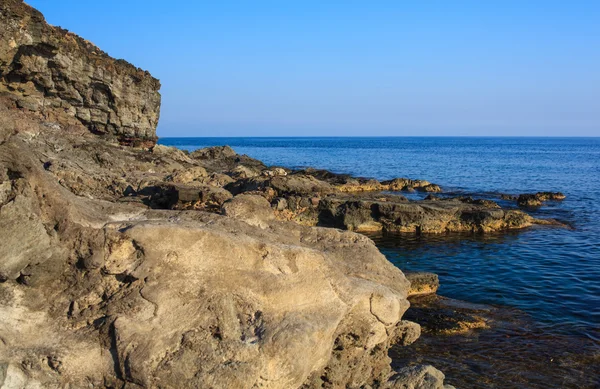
xmin=403 ymin=294 xmax=489 ymax=336
xmin=517 ymin=192 xmax=566 ymax=207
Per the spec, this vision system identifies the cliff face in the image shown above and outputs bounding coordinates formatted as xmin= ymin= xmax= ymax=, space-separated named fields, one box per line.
xmin=0 ymin=0 xmax=161 ymax=146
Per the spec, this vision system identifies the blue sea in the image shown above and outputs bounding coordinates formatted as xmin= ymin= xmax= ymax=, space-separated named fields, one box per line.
xmin=161 ymin=137 xmax=600 ymax=384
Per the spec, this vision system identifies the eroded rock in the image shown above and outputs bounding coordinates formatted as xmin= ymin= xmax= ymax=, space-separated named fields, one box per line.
xmin=0 ymin=0 xmax=161 ymax=146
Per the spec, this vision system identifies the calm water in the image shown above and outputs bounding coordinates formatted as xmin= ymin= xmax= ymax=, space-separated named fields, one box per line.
xmin=160 ymin=137 xmax=600 ymax=343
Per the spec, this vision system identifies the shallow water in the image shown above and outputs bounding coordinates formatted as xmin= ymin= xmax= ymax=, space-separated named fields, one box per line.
xmin=161 ymin=137 xmax=600 ymax=385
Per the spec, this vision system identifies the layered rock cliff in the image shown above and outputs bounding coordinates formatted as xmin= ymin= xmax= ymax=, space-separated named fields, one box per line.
xmin=0 ymin=0 xmax=161 ymax=147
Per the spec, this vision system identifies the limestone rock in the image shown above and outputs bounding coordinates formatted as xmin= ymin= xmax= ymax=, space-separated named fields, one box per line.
xmin=221 ymin=194 xmax=275 ymax=228
xmin=167 ymin=166 xmax=209 ymax=184
xmin=406 ymin=272 xmax=440 ymax=296
xmin=0 ymin=125 xmax=426 ymax=388
xmin=388 ymin=365 xmax=451 ymax=389
xmin=191 ymin=145 xmax=237 ymax=160
xmin=0 ymin=0 xmax=161 ymax=146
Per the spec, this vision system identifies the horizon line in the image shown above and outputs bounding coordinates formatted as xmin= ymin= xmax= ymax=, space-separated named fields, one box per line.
xmin=158 ymin=135 xmax=600 ymax=139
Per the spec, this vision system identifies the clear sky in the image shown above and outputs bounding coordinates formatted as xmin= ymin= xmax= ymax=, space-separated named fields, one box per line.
xmin=28 ymin=0 xmax=600 ymax=137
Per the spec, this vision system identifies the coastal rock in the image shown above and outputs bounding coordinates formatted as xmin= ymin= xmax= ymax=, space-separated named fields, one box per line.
xmin=406 ymin=272 xmax=440 ymax=296
xmin=149 ymin=182 xmax=233 ymax=211
xmin=152 ymin=144 xmax=194 ymax=164
xmin=221 ymin=194 xmax=275 ymax=227
xmin=394 ymin=320 xmax=422 ymax=347
xmin=227 ymin=175 xmax=334 ymax=198
xmin=316 ymin=194 xmax=536 ymax=234
xmin=388 ymin=365 xmax=452 ymax=389
xmin=0 ymin=128 xmax=422 ymax=387
xmin=0 ymin=76 xmax=454 ymax=389
xmin=298 ymin=168 xmax=443 ymax=193
xmin=166 ymin=166 xmax=209 ymax=184
xmin=403 ymin=294 xmax=489 ymax=336
xmin=190 ymin=145 xmax=237 ymax=160
xmin=381 ymin=178 xmax=442 ymax=193
xmin=0 ymin=0 xmax=161 ymax=146
xmin=189 ymin=146 xmax=266 ymax=173
xmin=517 ymin=192 xmax=566 ymax=207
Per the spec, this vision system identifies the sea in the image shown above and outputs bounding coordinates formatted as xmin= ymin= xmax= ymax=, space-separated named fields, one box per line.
xmin=160 ymin=137 xmax=600 ymax=388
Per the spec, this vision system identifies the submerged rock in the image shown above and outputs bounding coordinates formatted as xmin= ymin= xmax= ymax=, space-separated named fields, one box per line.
xmin=403 ymin=294 xmax=489 ymax=336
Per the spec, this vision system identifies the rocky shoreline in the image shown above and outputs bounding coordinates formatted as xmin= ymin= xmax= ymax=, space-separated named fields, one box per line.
xmin=0 ymin=2 xmax=570 ymax=388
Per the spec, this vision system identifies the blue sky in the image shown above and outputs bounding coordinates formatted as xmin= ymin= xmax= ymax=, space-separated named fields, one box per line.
xmin=28 ymin=1 xmax=600 ymax=137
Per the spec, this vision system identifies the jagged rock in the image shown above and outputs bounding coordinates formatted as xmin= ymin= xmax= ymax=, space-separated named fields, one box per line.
xmin=227 ymin=175 xmax=334 ymax=198
xmin=381 ymin=178 xmax=442 ymax=193
xmin=297 ymin=168 xmax=443 ymax=193
xmin=405 ymin=272 xmax=439 ymax=296
xmin=0 ymin=128 xmax=421 ymax=387
xmin=0 ymin=88 xmax=449 ymax=388
xmin=262 ymin=167 xmax=288 ymax=177
xmin=231 ymin=164 xmax=262 ymax=179
xmin=0 ymin=0 xmax=161 ymax=146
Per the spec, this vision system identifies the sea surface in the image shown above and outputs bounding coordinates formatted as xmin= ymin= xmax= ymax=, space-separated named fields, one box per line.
xmin=160 ymin=137 xmax=600 ymax=387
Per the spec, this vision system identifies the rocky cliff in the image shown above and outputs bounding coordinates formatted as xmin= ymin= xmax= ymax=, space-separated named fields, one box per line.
xmin=0 ymin=0 xmax=161 ymax=147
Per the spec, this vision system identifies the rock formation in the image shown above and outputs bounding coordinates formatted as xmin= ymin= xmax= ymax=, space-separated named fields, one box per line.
xmin=0 ymin=0 xmax=161 ymax=147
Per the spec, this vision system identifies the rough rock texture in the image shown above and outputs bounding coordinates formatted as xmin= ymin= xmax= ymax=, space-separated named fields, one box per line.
xmin=0 ymin=0 xmax=161 ymax=146
xmin=389 ymin=365 xmax=452 ymax=389
xmin=516 ymin=192 xmax=566 ymax=207
xmin=315 ymin=194 xmax=537 ymax=233
xmin=406 ymin=272 xmax=440 ymax=297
